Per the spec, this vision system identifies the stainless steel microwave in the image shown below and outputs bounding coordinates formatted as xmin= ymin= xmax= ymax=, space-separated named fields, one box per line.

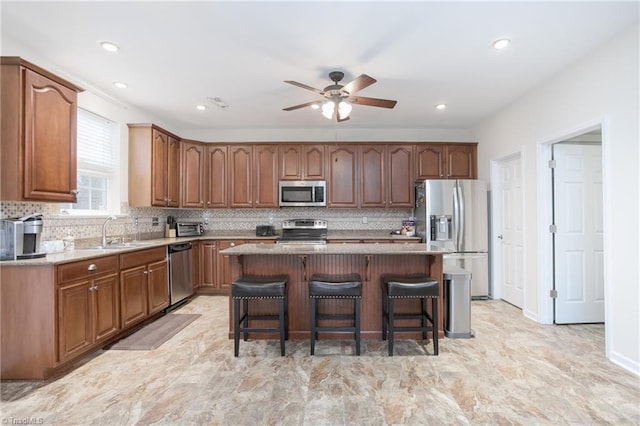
xmin=279 ymin=180 xmax=326 ymax=207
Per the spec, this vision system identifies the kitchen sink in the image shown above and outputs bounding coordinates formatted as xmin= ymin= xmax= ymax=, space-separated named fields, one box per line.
xmin=78 ymin=242 xmax=155 ymax=250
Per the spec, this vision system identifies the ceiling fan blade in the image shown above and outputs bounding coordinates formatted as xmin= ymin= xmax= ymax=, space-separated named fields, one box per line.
xmin=282 ymin=101 xmax=319 ymax=111
xmin=350 ymin=96 xmax=397 ymax=109
xmin=342 ymin=74 xmax=376 ymax=94
xmin=284 ymin=80 xmax=324 ymax=94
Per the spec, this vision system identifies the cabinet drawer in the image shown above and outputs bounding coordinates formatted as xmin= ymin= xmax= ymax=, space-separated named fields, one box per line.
xmin=119 ymin=247 xmax=166 ymax=269
xmin=57 ymin=255 xmax=118 ymax=284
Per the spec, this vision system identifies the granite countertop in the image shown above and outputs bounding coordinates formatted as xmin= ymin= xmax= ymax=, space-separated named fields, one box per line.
xmin=1 ymin=230 xmax=423 ymax=266
xmin=220 ymin=243 xmax=449 ymax=256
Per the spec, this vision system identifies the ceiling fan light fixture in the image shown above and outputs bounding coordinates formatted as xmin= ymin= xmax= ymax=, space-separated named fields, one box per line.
xmin=338 ymin=100 xmax=352 ymax=118
xmin=322 ymin=101 xmax=335 ymax=119
xmin=310 ymin=103 xmax=320 ymax=110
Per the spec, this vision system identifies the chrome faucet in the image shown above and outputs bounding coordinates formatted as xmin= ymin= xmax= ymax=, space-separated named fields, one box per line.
xmin=101 ymin=216 xmax=117 ymax=247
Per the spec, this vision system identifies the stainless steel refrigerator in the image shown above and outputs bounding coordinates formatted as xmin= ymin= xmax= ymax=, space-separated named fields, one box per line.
xmin=415 ymin=179 xmax=490 ymax=299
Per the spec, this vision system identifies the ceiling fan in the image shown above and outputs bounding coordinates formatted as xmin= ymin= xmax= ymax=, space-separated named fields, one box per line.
xmin=283 ymin=71 xmax=397 ymax=122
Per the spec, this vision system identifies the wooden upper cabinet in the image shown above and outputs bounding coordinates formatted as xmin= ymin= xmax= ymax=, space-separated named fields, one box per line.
xmin=446 ymin=144 xmax=477 ymax=179
xmin=360 ymin=144 xmax=414 ymax=208
xmin=326 ymin=145 xmax=358 ymax=208
xmin=229 ymin=145 xmax=252 ymax=208
xmin=1 ymin=57 xmax=83 ymax=202
xmin=253 ymin=144 xmax=278 ymax=208
xmin=279 ymin=144 xmax=325 ymax=180
xmin=387 ymin=145 xmax=414 ymax=207
xmin=415 ymin=143 xmax=477 ymax=180
xmin=181 ymin=141 xmax=205 ymax=208
xmin=415 ymin=144 xmax=446 ymax=179
xmin=128 ymin=124 xmax=181 ymax=207
xmin=167 ymin=136 xmax=181 ymax=207
xmin=206 ymin=145 xmax=228 ymax=208
xmin=360 ymin=145 xmax=386 ymax=207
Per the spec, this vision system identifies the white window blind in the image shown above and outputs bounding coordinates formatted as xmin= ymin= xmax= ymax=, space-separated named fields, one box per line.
xmin=77 ymin=108 xmax=115 ymax=173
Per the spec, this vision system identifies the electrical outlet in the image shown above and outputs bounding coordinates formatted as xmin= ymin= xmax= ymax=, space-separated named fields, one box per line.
xmin=152 ymin=217 xmax=159 ymax=226
xmin=362 ymin=216 xmax=368 ymax=224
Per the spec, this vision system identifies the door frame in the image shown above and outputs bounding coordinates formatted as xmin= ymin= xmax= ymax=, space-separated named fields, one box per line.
xmin=490 ymin=150 xmax=526 ymax=305
xmin=536 ymin=117 xmax=611 ymax=353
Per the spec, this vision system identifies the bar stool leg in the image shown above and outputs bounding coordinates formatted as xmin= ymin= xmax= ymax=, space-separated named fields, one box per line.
xmin=388 ymin=298 xmax=395 ymax=356
xmin=432 ymin=297 xmax=439 ymax=355
xmin=242 ymin=299 xmax=249 ymax=341
xmin=381 ymin=292 xmax=388 ymax=341
xmin=284 ymin=296 xmax=289 ymax=341
xmin=355 ymin=298 xmax=361 ymax=356
xmin=310 ymin=297 xmax=317 ymax=356
xmin=421 ymin=298 xmax=428 ymax=340
xmin=233 ymin=298 xmax=241 ymax=357
xmin=279 ymin=298 xmax=286 ymax=356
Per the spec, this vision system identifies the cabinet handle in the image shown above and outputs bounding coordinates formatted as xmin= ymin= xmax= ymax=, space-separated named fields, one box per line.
xmin=71 ymin=189 xmax=79 ymax=196
xmin=230 ymin=243 xmax=235 ymax=247
xmin=87 ymin=264 xmax=97 ymax=272
xmin=143 ymin=271 xmax=148 ymax=275
xmin=89 ymin=285 xmax=98 ymax=292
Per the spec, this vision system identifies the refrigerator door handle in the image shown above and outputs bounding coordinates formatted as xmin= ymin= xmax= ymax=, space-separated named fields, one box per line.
xmin=457 ymin=181 xmax=465 ymax=250
xmin=452 ymin=182 xmax=460 ymax=251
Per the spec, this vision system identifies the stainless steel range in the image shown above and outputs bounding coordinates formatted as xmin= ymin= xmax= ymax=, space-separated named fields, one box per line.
xmin=278 ymin=219 xmax=328 ymax=244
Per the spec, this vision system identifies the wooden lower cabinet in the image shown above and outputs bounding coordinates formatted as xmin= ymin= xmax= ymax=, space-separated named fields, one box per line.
xmin=119 ymin=248 xmax=169 ymax=328
xmin=58 ymin=273 xmax=119 ymax=362
xmin=198 ymin=239 xmax=276 ymax=294
xmin=120 ymin=265 xmax=148 ymax=328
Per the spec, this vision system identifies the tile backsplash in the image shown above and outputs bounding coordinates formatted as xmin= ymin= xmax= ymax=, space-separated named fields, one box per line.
xmin=0 ymin=202 xmax=412 ymax=244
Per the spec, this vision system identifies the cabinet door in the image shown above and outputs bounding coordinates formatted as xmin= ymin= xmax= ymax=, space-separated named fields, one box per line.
xmin=147 ymin=259 xmax=169 ymax=315
xmin=206 ymin=145 xmax=227 ymax=208
xmin=415 ymin=144 xmax=445 ymax=180
xmin=445 ymin=144 xmax=477 ymax=179
xmin=120 ymin=266 xmax=148 ymax=328
xmin=167 ymin=136 xmax=181 ymax=207
xmin=58 ymin=280 xmax=92 ymax=362
xmin=253 ymin=144 xmax=278 ymax=208
xmin=326 ymin=146 xmax=358 ymax=207
xmin=191 ymin=241 xmax=201 ymax=289
xmin=303 ymin=145 xmax=325 ymax=180
xmin=360 ymin=145 xmax=385 ymax=207
xmin=279 ymin=145 xmax=302 ymax=180
xmin=93 ymin=273 xmax=120 ymax=342
xmin=23 ymin=68 xmax=78 ymax=202
xmin=151 ymin=130 xmax=169 ymax=206
xmin=388 ymin=145 xmax=414 ymax=207
xmin=181 ymin=141 xmax=205 ymax=208
xmin=200 ymin=241 xmax=217 ymax=288
xmin=229 ymin=146 xmax=252 ymax=207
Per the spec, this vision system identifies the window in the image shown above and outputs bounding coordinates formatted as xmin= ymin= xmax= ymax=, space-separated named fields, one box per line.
xmin=61 ymin=108 xmax=119 ymax=214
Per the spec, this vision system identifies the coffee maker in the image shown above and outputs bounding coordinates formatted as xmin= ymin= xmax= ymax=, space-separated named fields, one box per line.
xmin=0 ymin=213 xmax=46 ymax=260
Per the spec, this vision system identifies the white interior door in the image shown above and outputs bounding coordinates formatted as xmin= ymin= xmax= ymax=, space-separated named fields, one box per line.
xmin=553 ymin=143 xmax=604 ymax=324
xmin=498 ymin=155 xmax=524 ymax=308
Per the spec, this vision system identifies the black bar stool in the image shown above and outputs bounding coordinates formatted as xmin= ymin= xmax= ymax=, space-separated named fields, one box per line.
xmin=231 ymin=275 xmax=289 ymax=357
xmin=308 ymin=273 xmax=362 ymax=355
xmin=380 ymin=274 xmax=439 ymax=356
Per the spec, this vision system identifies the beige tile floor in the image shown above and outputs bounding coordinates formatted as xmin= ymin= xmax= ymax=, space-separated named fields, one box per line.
xmin=1 ymin=295 xmax=639 ymax=425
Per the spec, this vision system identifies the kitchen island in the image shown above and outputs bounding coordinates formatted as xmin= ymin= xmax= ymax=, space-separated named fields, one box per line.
xmin=221 ymin=243 xmax=451 ymax=340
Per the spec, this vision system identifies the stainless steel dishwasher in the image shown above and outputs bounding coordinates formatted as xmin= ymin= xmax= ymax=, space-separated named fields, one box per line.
xmin=167 ymin=242 xmax=194 ymax=310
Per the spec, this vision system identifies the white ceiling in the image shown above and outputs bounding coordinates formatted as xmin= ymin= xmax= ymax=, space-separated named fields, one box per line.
xmin=2 ymin=1 xmax=638 ymax=133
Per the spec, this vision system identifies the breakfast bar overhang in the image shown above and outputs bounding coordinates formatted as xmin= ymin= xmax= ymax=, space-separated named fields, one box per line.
xmin=221 ymin=243 xmax=451 ymax=340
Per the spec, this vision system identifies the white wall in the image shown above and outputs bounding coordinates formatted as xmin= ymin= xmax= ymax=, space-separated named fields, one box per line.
xmin=473 ymin=24 xmax=639 ymax=374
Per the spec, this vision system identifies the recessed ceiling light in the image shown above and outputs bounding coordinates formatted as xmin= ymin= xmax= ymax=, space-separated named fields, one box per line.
xmin=435 ymin=104 xmax=447 ymax=110
xmin=196 ymin=105 xmax=207 ymax=111
xmin=113 ymin=81 xmax=128 ymax=89
xmin=492 ymin=38 xmax=511 ymax=50
xmin=99 ymin=41 xmax=120 ymax=52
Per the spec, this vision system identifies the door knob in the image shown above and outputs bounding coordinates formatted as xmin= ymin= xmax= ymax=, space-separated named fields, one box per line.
xmin=497 ymin=234 xmax=503 ymax=239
